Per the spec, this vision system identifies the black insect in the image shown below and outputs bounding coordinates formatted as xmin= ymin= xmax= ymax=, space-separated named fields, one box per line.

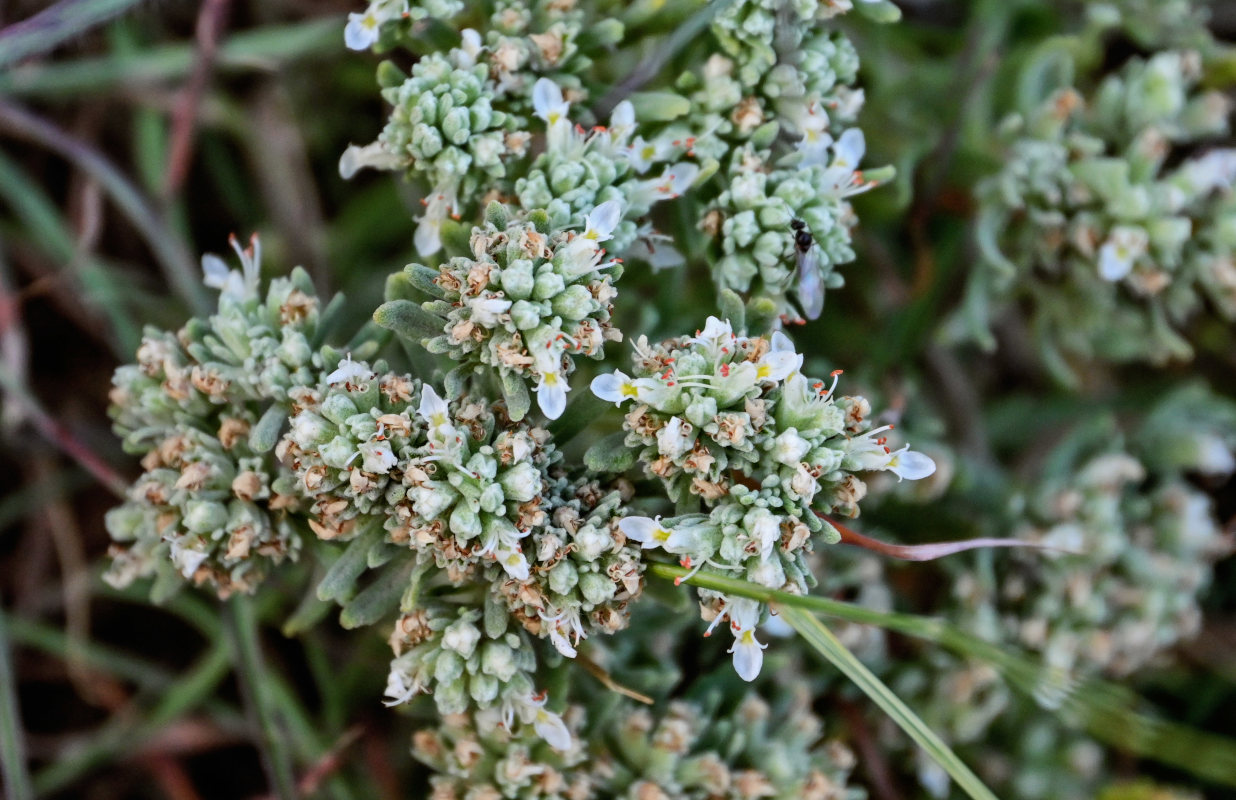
xmin=791 ymin=219 xmax=824 ymax=320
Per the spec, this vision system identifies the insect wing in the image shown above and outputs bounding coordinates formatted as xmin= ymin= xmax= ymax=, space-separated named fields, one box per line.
xmin=796 ymin=246 xmax=825 ymax=320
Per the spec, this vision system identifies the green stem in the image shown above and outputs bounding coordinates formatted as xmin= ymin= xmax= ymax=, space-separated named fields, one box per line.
xmin=778 ymin=606 xmax=998 ymax=800
xmin=227 ymin=596 xmax=300 ymax=800
xmin=0 ymin=604 xmax=33 ymax=800
xmin=650 ymin=562 xmax=1236 ymax=788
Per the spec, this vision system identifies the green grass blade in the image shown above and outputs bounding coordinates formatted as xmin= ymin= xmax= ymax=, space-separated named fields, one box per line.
xmin=0 ymin=604 xmax=33 ymax=800
xmin=0 ymin=18 xmax=343 ymax=98
xmin=0 ymin=0 xmax=147 ymax=68
xmin=650 ymin=562 xmax=1236 ymax=788
xmin=777 ymin=605 xmax=999 ymax=800
xmin=228 ymin=596 xmax=300 ymax=800
xmin=32 ymin=640 xmax=232 ymax=795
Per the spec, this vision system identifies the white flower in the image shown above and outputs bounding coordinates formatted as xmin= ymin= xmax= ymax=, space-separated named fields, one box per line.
xmin=338 ymin=141 xmax=405 ymax=179
xmin=494 ymin=539 xmax=530 ymax=581
xmin=170 ymin=541 xmax=209 ymax=579
xmin=534 ymin=350 xmax=569 ymax=420
xmin=417 ymin=385 xmax=455 ymax=442
xmin=743 ymin=508 xmax=780 ymax=561
xmin=1097 ymin=225 xmax=1149 ymax=282
xmin=382 ymin=658 xmax=423 ymax=707
xmin=883 ymin=445 xmax=937 ymax=481
xmin=203 ymin=234 xmax=262 ymax=301
xmin=533 ymin=78 xmax=570 ymax=127
xmin=590 ymin=370 xmax=657 ymax=405
xmin=1178 ymin=149 xmax=1236 ymax=195
xmin=618 ymin=515 xmax=677 ymax=550
xmin=728 ymin=626 xmax=768 ymax=681
xmin=344 ymin=9 xmax=382 ymax=51
xmin=607 ymin=100 xmax=637 ymax=146
xmin=1191 ymin=432 xmax=1235 ymax=476
xmin=517 ymin=693 xmax=573 ymax=751
xmin=582 ymin=199 xmax=623 ymax=243
xmin=468 ymin=295 xmax=512 ymax=326
xmin=796 ymin=105 xmax=833 ymax=166
xmin=441 ymin=618 xmax=482 ymax=659
xmin=656 ymin=416 xmax=693 ymax=460
xmin=625 ymin=135 xmax=674 ymax=173
xmin=326 ymin=355 xmax=375 ymax=385
xmin=414 ymin=187 xmax=458 ymax=256
xmin=543 ymin=610 xmax=583 ymax=658
xmin=289 ymin=411 xmax=329 ymax=448
xmin=358 ymin=439 xmax=398 ymax=474
xmin=771 ymin=429 xmax=811 ymax=467
xmin=755 ymin=331 xmax=802 ymax=382
xmin=822 ymin=128 xmax=873 ymax=198
xmin=455 ymin=28 xmax=483 ymax=68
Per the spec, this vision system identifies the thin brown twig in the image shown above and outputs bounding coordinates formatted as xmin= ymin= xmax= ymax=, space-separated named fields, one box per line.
xmin=820 ymin=513 xmax=1077 ymax=561
xmin=163 ymin=0 xmax=231 ymax=199
xmin=576 ymin=652 xmax=654 ymax=705
xmin=0 ymin=362 xmax=129 ymax=497
xmin=296 ymin=724 xmax=364 ymax=796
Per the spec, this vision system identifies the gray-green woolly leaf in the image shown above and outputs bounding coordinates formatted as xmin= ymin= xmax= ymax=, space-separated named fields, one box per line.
xmin=853 ymin=0 xmax=902 ymax=23
xmin=584 ymin=431 xmax=637 ymax=473
xmin=974 ymin=208 xmax=1017 ymax=281
xmin=574 ymin=18 xmax=623 ymax=52
xmin=816 ymin=517 xmax=840 ymax=544
xmin=444 ymin=365 xmax=468 ymax=400
xmin=547 ymin=389 xmax=607 ymax=444
xmin=718 ymin=289 xmax=746 ymax=333
xmin=404 ymin=264 xmax=445 ymax=298
xmin=344 ymin=321 xmax=390 ymax=355
xmin=483 ymin=591 xmax=510 ymax=640
xmin=862 ymin=164 xmax=896 ymax=185
xmin=372 ymin=299 xmax=444 ymax=342
xmin=150 ymin=559 xmax=184 ymax=605
xmin=384 ymin=271 xmax=419 ymax=303
xmin=439 ymin=219 xmax=472 ymax=254
xmin=484 ymin=201 xmax=509 ymax=230
xmin=376 ymin=59 xmax=406 ymax=88
xmin=1016 ymin=40 xmax=1077 ymax=113
xmin=745 ymin=295 xmax=779 ymax=338
xmin=400 ymin=562 xmax=432 ymax=613
xmin=313 ymin=293 xmax=347 ymax=347
xmin=693 ymin=157 xmax=720 ymax=186
xmin=340 ymin=556 xmax=416 ymax=629
xmin=248 ymin=404 xmax=287 ymax=454
xmin=317 ymin=524 xmax=384 ymax=603
xmin=349 ymin=337 xmax=383 ymax=363
xmin=367 ymin=541 xmax=402 ymax=569
xmin=527 ymin=209 xmax=551 ymax=234
xmin=283 ymin=577 xmax=334 ymax=636
xmin=628 ymin=91 xmax=691 ymax=121
xmin=750 ymin=122 xmax=780 ymax=150
xmin=500 ymin=370 xmax=531 ymax=421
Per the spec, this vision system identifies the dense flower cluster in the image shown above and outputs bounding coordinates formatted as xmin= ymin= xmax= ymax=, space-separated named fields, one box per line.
xmin=966 ymin=50 xmax=1236 ymax=372
xmin=414 ymin=203 xmax=624 ymax=420
xmin=592 ymin=316 xmax=933 ymax=679
xmin=105 ymin=238 xmax=321 ymax=597
xmin=681 ymin=1 xmax=891 ymax=320
xmin=412 ymin=684 xmax=861 ymax=800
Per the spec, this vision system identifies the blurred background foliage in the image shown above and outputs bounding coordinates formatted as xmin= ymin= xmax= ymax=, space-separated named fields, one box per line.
xmin=1 ymin=0 xmax=1235 ymax=798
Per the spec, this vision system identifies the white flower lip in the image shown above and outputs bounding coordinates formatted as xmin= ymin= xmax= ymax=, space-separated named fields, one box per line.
xmin=532 ymin=77 xmax=570 ymax=127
